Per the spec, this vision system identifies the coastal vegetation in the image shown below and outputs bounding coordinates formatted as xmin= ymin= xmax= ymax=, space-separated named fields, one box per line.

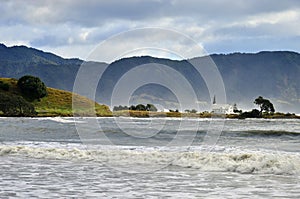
xmin=17 ymin=75 xmax=48 ymax=101
xmin=0 ymin=75 xmax=298 ymax=119
xmin=112 ymin=96 xmax=299 ymax=119
xmin=0 ymin=77 xmax=111 ymax=117
xmin=254 ymin=96 xmax=275 ymax=115
xmin=113 ymin=104 xmax=158 ymax=112
xmin=0 ymin=92 xmax=36 ymax=116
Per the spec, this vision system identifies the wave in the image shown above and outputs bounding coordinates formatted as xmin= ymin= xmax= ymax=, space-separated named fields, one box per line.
xmin=1 ymin=144 xmax=299 ymax=175
xmin=224 ymin=130 xmax=300 ymax=137
xmin=32 ymin=117 xmax=77 ymax=123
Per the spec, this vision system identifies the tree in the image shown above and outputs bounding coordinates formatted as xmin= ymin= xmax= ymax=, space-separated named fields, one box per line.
xmin=254 ymin=96 xmax=275 ymax=115
xmin=113 ymin=105 xmax=129 ymax=111
xmin=17 ymin=75 xmax=47 ymax=101
xmin=0 ymin=93 xmax=36 ymax=116
xmin=135 ymin=104 xmax=146 ymax=111
xmin=129 ymin=105 xmax=136 ymax=110
xmin=146 ymin=104 xmax=157 ymax=112
xmin=239 ymin=109 xmax=260 ymax=119
xmin=185 ymin=109 xmax=197 ymax=113
xmin=190 ymin=109 xmax=197 ymax=113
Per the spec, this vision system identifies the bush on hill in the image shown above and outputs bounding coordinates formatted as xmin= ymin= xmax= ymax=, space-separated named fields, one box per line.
xmin=0 ymin=81 xmax=9 ymax=91
xmin=0 ymin=93 xmax=36 ymax=116
xmin=17 ymin=75 xmax=47 ymax=101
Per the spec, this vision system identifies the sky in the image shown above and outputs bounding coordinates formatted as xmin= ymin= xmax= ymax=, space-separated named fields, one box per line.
xmin=1 ymin=0 xmax=300 ymax=62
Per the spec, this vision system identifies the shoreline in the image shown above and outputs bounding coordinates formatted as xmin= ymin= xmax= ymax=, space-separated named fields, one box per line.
xmin=1 ymin=110 xmax=299 ymax=119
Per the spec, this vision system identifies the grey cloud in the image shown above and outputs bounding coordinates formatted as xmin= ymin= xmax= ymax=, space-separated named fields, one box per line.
xmin=30 ymin=35 xmax=67 ymax=47
xmin=1 ymin=0 xmax=300 ymax=60
xmin=3 ymin=0 xmax=299 ymax=26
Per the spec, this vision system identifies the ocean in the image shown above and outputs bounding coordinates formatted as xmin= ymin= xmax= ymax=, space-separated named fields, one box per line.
xmin=0 ymin=117 xmax=299 ymax=198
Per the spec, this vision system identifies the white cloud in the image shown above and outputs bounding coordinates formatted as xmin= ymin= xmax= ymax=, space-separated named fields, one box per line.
xmin=246 ymin=9 xmax=300 ymax=26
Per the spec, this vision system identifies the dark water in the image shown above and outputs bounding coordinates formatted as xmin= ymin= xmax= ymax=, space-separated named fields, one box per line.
xmin=0 ymin=117 xmax=300 ymax=198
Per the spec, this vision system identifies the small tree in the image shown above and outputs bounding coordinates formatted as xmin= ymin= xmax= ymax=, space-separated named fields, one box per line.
xmin=0 ymin=93 xmax=36 ymax=116
xmin=113 ymin=105 xmax=129 ymax=111
xmin=190 ymin=109 xmax=197 ymax=113
xmin=129 ymin=105 xmax=136 ymax=110
xmin=135 ymin=104 xmax=146 ymax=111
xmin=254 ymin=96 xmax=275 ymax=115
xmin=17 ymin=75 xmax=47 ymax=101
xmin=146 ymin=104 xmax=157 ymax=112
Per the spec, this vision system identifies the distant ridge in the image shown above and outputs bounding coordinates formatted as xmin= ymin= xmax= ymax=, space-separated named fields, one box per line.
xmin=0 ymin=43 xmax=299 ymax=112
xmin=0 ymin=43 xmax=82 ymax=65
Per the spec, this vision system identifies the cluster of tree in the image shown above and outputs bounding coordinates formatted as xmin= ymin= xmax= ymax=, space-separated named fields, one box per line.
xmin=239 ymin=96 xmax=275 ymax=119
xmin=113 ymin=104 xmax=158 ymax=112
xmin=0 ymin=75 xmax=48 ymax=116
xmin=169 ymin=109 xmax=179 ymax=112
xmin=17 ymin=75 xmax=48 ymax=101
xmin=113 ymin=105 xmax=130 ymax=111
xmin=0 ymin=93 xmax=36 ymax=116
xmin=254 ymin=96 xmax=275 ymax=115
xmin=184 ymin=109 xmax=197 ymax=113
xmin=239 ymin=109 xmax=261 ymax=118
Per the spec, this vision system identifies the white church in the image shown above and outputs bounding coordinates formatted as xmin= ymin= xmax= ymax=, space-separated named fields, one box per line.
xmin=211 ymin=95 xmax=235 ymax=114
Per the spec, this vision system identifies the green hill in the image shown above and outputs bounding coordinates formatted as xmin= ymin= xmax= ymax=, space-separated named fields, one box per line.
xmin=0 ymin=78 xmax=112 ymax=117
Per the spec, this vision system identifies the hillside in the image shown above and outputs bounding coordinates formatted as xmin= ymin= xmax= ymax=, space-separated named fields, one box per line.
xmin=0 ymin=44 xmax=300 ymax=113
xmin=207 ymin=51 xmax=300 ymax=111
xmin=0 ymin=78 xmax=112 ymax=117
xmin=98 ymin=53 xmax=300 ymax=112
xmin=0 ymin=43 xmax=82 ymax=66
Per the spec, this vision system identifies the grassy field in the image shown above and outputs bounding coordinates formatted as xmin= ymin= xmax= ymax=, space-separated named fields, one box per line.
xmin=0 ymin=78 xmax=112 ymax=117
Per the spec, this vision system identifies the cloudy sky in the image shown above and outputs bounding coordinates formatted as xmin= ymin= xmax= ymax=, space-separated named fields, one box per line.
xmin=1 ymin=0 xmax=300 ymax=62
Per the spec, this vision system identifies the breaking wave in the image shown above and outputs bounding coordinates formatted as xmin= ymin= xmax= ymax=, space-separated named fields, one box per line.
xmin=0 ymin=144 xmax=299 ymax=175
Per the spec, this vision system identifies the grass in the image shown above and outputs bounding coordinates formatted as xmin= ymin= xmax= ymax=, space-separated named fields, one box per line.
xmin=262 ymin=112 xmax=300 ymax=119
xmin=0 ymin=78 xmax=112 ymax=117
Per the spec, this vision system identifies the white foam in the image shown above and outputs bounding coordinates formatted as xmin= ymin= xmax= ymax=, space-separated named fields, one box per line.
xmin=1 ymin=144 xmax=299 ymax=175
xmin=33 ymin=117 xmax=80 ymax=123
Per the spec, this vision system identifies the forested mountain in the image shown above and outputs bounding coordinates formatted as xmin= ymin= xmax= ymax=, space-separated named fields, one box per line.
xmin=0 ymin=44 xmax=299 ymax=112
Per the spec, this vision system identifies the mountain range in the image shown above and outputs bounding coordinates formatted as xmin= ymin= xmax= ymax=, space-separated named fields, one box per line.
xmin=0 ymin=43 xmax=299 ymax=113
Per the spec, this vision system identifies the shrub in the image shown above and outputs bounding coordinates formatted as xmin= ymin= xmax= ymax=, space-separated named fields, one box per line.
xmin=239 ymin=109 xmax=261 ymax=119
xmin=17 ymin=75 xmax=47 ymax=101
xmin=135 ymin=104 xmax=146 ymax=111
xmin=0 ymin=81 xmax=9 ymax=91
xmin=0 ymin=93 xmax=36 ymax=116
xmin=145 ymin=104 xmax=158 ymax=112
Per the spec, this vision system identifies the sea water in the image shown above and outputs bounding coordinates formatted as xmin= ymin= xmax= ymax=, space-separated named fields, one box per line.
xmin=0 ymin=117 xmax=299 ymax=198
